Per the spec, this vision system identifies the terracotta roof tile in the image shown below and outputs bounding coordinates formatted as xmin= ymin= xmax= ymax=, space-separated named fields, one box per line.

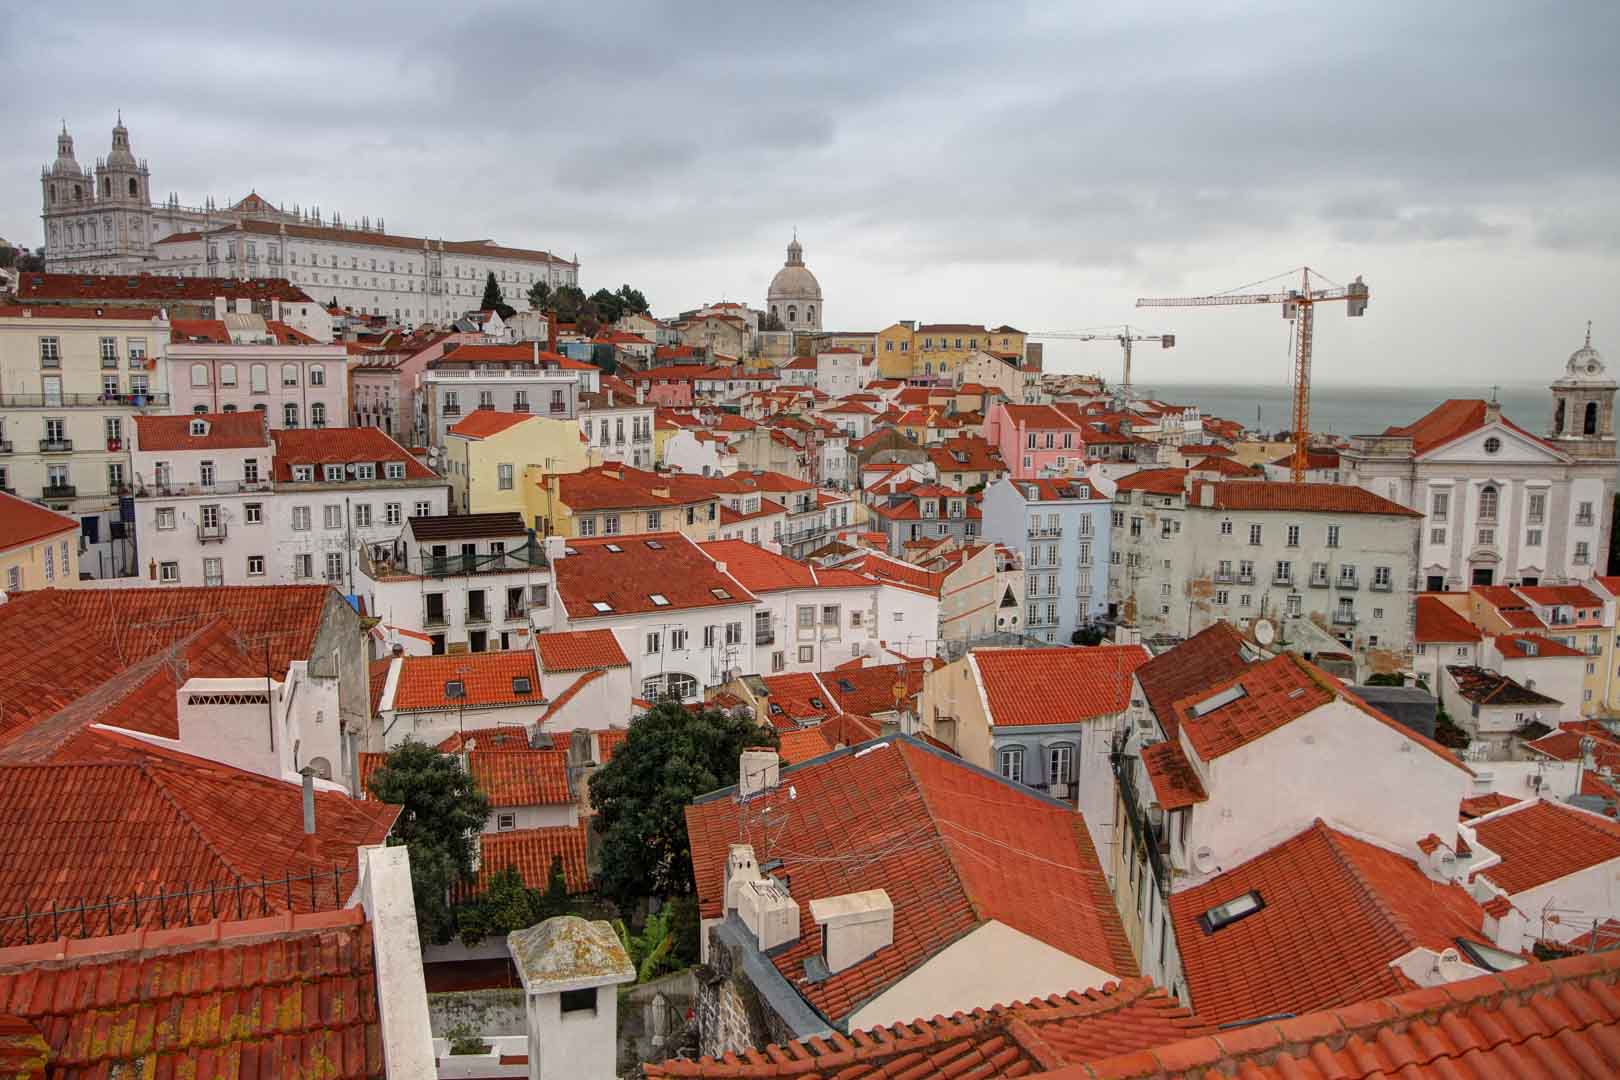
xmin=448 ymin=410 xmax=534 ymax=438
xmin=472 ymin=824 xmax=590 ymax=895
xmin=1493 ymin=633 xmax=1586 ymax=659
xmin=777 ymin=726 xmax=836 ymax=764
xmin=1460 ymin=792 xmax=1523 ymax=819
xmin=271 ymin=427 xmax=436 ymax=480
xmin=467 ymin=750 xmax=571 ymax=807
xmin=553 ymin=534 xmax=754 ymax=618
xmin=643 ymin=977 xmax=1212 ymax=1078
xmin=685 ymin=736 xmax=1136 ymax=1027
xmin=1195 ymin=480 xmax=1421 ymax=517
xmin=0 ymin=909 xmax=383 ymax=1077
xmin=1385 ymin=397 xmax=1559 ymax=457
xmin=1415 ymin=595 xmax=1485 ymax=643
xmin=972 ymin=645 xmax=1150 ymax=727
xmin=17 ymin=271 xmax=313 ymax=305
xmin=1468 ymin=799 xmax=1620 ymax=895
xmin=1114 ymin=469 xmax=1188 ymax=496
xmin=390 ymin=650 xmax=541 ymax=710
xmin=437 ymin=725 xmax=532 ymax=752
xmin=132 ymin=411 xmax=270 ymax=450
xmin=1169 ymin=820 xmax=1489 ymax=1025
xmin=1139 ymin=740 xmax=1208 ymax=810
xmin=0 ymin=492 xmax=77 ymax=553
xmin=535 ymin=629 xmax=630 ymax=672
xmin=1134 ymin=622 xmax=1250 ymax=735
xmin=159 ymin=217 xmax=574 ymax=265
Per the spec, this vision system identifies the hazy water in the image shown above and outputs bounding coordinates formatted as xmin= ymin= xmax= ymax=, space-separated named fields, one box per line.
xmin=1145 ymin=381 xmax=1552 ymax=440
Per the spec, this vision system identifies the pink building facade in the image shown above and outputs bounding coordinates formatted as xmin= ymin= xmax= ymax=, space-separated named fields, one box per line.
xmin=986 ymin=402 xmax=1084 ymax=479
xmin=166 ymin=343 xmax=350 ymax=430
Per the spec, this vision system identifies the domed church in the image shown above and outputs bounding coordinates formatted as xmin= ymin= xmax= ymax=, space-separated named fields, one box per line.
xmin=766 ymin=233 xmax=822 ymax=331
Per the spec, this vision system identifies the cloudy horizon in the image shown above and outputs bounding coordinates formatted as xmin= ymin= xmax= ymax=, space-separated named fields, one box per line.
xmin=4 ymin=1 xmax=1616 ymax=386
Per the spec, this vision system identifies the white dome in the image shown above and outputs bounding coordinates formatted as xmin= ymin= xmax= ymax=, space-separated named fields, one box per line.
xmin=768 ymin=236 xmax=821 ymax=302
xmin=1563 ymin=326 xmax=1608 ymax=382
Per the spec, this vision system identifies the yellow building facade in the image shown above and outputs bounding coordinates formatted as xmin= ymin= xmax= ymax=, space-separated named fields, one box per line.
xmin=525 ymin=465 xmax=721 ymax=543
xmin=0 ymin=491 xmax=81 ymax=591
xmin=444 ymin=412 xmax=594 ymax=516
xmin=876 ymin=322 xmax=1026 ymax=380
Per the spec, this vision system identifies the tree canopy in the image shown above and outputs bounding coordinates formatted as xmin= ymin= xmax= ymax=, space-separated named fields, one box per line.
xmin=453 ymin=861 xmax=572 ymax=946
xmin=526 ymin=279 xmax=551 ymax=311
xmin=480 ymin=271 xmax=505 ymax=312
xmin=367 ymin=740 xmax=492 ymax=945
xmin=587 ymin=699 xmax=777 ymax=907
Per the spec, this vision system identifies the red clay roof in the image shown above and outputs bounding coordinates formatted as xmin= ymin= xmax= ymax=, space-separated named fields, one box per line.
xmin=1385 ymin=398 xmax=1559 ymax=457
xmin=1073 ymin=946 xmax=1620 ymax=1079
xmin=1194 ymin=480 xmax=1421 ymax=517
xmin=1469 ymin=799 xmax=1620 ymax=895
xmin=1459 ymin=792 xmax=1524 ymax=819
xmin=17 ymin=271 xmax=313 ymax=305
xmin=0 ymin=736 xmax=398 ymax=945
xmin=467 ymin=749 xmax=571 ymax=807
xmin=390 ymin=651 xmax=541 ymax=711
xmin=0 ymin=304 xmax=163 ymax=320
xmin=701 ymin=540 xmax=816 ymax=590
xmin=643 ymin=977 xmax=1212 ymax=1078
xmin=1140 ymin=740 xmax=1208 ymax=810
xmin=132 ymin=411 xmax=271 ymax=451
xmin=0 ymin=492 xmax=77 ymax=553
xmin=1114 ymin=469 xmax=1188 ymax=496
xmin=777 ymin=726 xmax=836 ymax=765
xmin=473 ymin=823 xmax=590 ymax=895
xmin=1170 ymin=820 xmax=1489 ymax=1026
xmin=0 ymin=908 xmax=383 ymax=1078
xmin=685 ymin=736 xmax=1136 ymax=1026
xmin=1516 ymin=584 xmax=1603 ymax=608
xmin=535 ymin=629 xmax=629 ymax=671
xmin=271 ymin=427 xmax=435 ymax=480
xmin=448 ymin=410 xmax=534 ymax=438
xmin=1494 ymin=633 xmax=1586 ymax=659
xmin=1415 ymin=595 xmax=1484 ymax=643
xmin=553 ymin=533 xmax=754 ymax=618
xmin=1133 ymin=622 xmax=1250 ymax=734
xmin=971 ymin=645 xmax=1150 ymax=727
xmin=437 ymin=725 xmax=532 ymax=752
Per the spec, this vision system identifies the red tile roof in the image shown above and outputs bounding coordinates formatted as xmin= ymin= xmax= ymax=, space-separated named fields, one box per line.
xmin=1133 ymin=622 xmax=1250 ymax=734
xmin=822 ymin=661 xmax=929 ymax=717
xmin=1140 ymin=740 xmax=1208 ymax=810
xmin=1515 ymin=584 xmax=1603 ymax=608
xmin=1114 ymin=469 xmax=1188 ymax=496
xmin=132 ymin=411 xmax=271 ymax=451
xmin=777 ymin=726 xmax=836 ymax=765
xmin=1415 ymin=595 xmax=1484 ymax=643
xmin=643 ymin=977 xmax=1212 ymax=1078
xmin=1459 ymin=792 xmax=1524 ymax=819
xmin=0 ymin=304 xmax=162 ymax=321
xmin=17 ymin=271 xmax=313 ymax=305
xmin=0 ymin=492 xmax=77 ymax=553
xmin=685 ymin=737 xmax=1136 ymax=1026
xmin=159 ymin=218 xmax=574 ymax=265
xmin=700 ymin=540 xmax=816 ymax=591
xmin=1385 ymin=397 xmax=1558 ymax=457
xmin=271 ymin=427 xmax=436 ymax=480
xmin=535 ymin=629 xmax=629 ymax=672
xmin=1076 ymin=946 xmax=1620 ymax=1079
xmin=390 ymin=650 xmax=542 ymax=711
xmin=971 ymin=645 xmax=1151 ymax=727
xmin=1192 ymin=480 xmax=1421 ymax=517
xmin=447 ymin=410 xmax=534 ymax=438
xmin=1494 ymin=632 xmax=1585 ymax=659
xmin=437 ymin=725 xmax=532 ymax=752
xmin=169 ymin=317 xmax=318 ymax=344
xmin=0 ymin=736 xmax=398 ymax=945
xmin=1469 ymin=799 xmax=1620 ymax=895
xmin=0 ymin=586 xmax=333 ymax=746
xmin=473 ymin=823 xmax=591 ymax=894
xmin=553 ymin=534 xmax=754 ymax=618
xmin=1525 ymin=722 xmax=1620 ymax=773
xmin=1169 ymin=820 xmax=1489 ymax=1025
xmin=467 ymin=749 xmax=572 ymax=807
xmin=0 ymin=908 xmax=383 ymax=1078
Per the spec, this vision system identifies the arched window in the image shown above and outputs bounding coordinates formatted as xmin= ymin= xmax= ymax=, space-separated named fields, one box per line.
xmin=311 ymin=402 xmax=327 ymax=426
xmin=281 ymin=363 xmax=298 ymax=387
xmin=222 ymin=404 xmax=237 ymax=413
xmin=219 ymin=363 xmax=237 ymax=387
xmin=1479 ymin=484 xmax=1499 ymax=523
xmin=1556 ymin=399 xmax=1567 ymax=433
xmin=770 ymin=305 xmax=779 ymax=320
xmin=284 ymin=402 xmax=299 ymax=428
xmin=73 ymin=184 xmax=82 ymax=201
xmin=250 ymin=364 xmax=267 ymax=392
xmin=1585 ymin=401 xmax=1599 ymax=435
xmin=807 ymin=305 xmax=815 ymax=323
xmin=128 ymin=177 xmax=138 ymax=197
xmin=309 ymin=365 xmax=325 ymax=386
xmin=787 ymin=305 xmax=797 ymax=323
xmin=189 ymin=363 xmax=209 ymax=388
xmin=101 ymin=177 xmax=110 ymax=196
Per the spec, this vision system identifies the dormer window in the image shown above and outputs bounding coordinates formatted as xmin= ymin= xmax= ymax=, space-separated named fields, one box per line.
xmin=189 ymin=419 xmax=208 ymax=437
xmin=650 ymin=593 xmax=670 ymax=606
xmin=444 ymin=680 xmax=465 ymax=700
xmin=356 ymin=463 xmax=376 ymax=480
xmin=292 ymin=465 xmax=315 ymax=482
xmin=323 ymin=464 xmax=345 ymax=481
xmin=385 ymin=462 xmax=405 ymax=480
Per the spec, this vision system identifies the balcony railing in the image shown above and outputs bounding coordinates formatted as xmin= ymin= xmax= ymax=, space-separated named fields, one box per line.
xmin=1213 ymin=571 xmax=1234 ymax=584
xmin=465 ymin=609 xmax=490 ymax=626
xmin=1336 ymin=575 xmax=1360 ymax=590
xmin=1028 ymin=526 xmax=1063 ymax=538
xmin=1273 ymin=572 xmax=1295 ymax=587
xmin=1111 ymin=735 xmax=1171 ymax=899
xmin=42 ymin=483 xmax=77 ymax=499
xmin=1236 ymin=571 xmax=1255 ymax=585
xmin=1370 ymin=578 xmax=1393 ymax=592
xmin=423 ymin=612 xmax=449 ymax=628
xmin=1309 ymin=572 xmax=1330 ymax=588
xmin=0 ymin=392 xmax=170 ymax=409
xmin=442 ymin=405 xmax=462 ymax=417
xmin=1332 ymin=610 xmax=1358 ymax=626
xmin=504 ymin=606 xmax=527 ymax=621
xmin=1578 ymin=513 xmax=1596 ymax=527
xmin=197 ymin=523 xmax=228 ymax=543
xmin=39 ymin=439 xmax=73 ymax=453
xmin=136 ymin=479 xmax=272 ymax=498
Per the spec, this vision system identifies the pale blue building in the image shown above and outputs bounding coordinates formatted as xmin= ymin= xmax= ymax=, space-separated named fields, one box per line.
xmin=982 ymin=476 xmax=1113 ymax=643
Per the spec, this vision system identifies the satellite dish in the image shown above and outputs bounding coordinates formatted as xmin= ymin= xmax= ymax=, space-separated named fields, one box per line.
xmin=1193 ymin=846 xmax=1217 ymax=874
xmin=1253 ymin=618 xmax=1276 ymax=647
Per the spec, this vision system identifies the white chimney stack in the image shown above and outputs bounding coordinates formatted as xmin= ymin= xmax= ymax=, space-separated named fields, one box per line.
xmin=809 ymin=889 xmax=893 ymax=975
xmin=739 ymin=747 xmax=779 ymax=798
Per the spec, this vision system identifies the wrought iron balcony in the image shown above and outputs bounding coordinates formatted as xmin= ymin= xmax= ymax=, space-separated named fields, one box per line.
xmin=1336 ymin=574 xmax=1360 ymax=590
xmin=40 ymin=438 xmax=73 ymax=453
xmin=42 ymin=483 xmax=76 ymax=498
xmin=197 ymin=523 xmax=228 ymax=543
xmin=1309 ymin=571 xmax=1331 ymax=588
xmin=423 ymin=611 xmax=449 ymax=628
xmin=1332 ymin=609 xmax=1358 ymax=626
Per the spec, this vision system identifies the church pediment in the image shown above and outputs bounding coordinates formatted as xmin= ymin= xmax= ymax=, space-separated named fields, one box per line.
xmin=1419 ymin=420 xmax=1569 ymax=465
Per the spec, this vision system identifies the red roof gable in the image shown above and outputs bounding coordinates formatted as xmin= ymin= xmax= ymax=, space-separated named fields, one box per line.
xmin=1469 ymin=799 xmax=1620 ymax=895
xmin=472 ymin=823 xmax=590 ymax=895
xmin=448 ymin=410 xmax=534 ymax=438
xmin=391 ymin=650 xmax=541 ymax=711
xmin=271 ymin=427 xmax=435 ymax=480
xmin=1415 ymin=595 xmax=1484 ymax=643
xmin=132 ymin=411 xmax=270 ymax=451
xmin=0 ymin=908 xmax=383 ymax=1078
xmin=1170 ymin=820 xmax=1489 ymax=1025
xmin=467 ymin=749 xmax=571 ymax=807
xmin=535 ymin=629 xmax=629 ymax=672
xmin=553 ymin=533 xmax=754 ymax=618
xmin=685 ymin=736 xmax=1136 ymax=1026
xmin=1134 ymin=622 xmax=1250 ymax=735
xmin=972 ymin=645 xmax=1151 ymax=727
xmin=0 ymin=492 xmax=77 ymax=553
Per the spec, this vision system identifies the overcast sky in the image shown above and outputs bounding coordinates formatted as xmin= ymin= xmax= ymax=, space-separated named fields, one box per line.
xmin=5 ymin=1 xmax=1617 ymax=386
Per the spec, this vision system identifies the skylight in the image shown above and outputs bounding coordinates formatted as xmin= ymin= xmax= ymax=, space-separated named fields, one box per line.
xmin=1190 ymin=683 xmax=1247 ymax=718
xmin=591 ymin=601 xmax=613 ymax=612
xmin=650 ymin=594 xmax=670 ymax=606
xmin=512 ymin=677 xmax=533 ymax=695
xmin=645 ymin=540 xmax=663 ymax=549
xmin=1200 ymin=891 xmax=1264 ymax=933
xmin=444 ymin=680 xmax=466 ymax=699
xmin=711 ymin=588 xmax=732 ymax=600
xmin=836 ymin=678 xmax=856 ymax=693
xmin=605 ymin=543 xmax=623 ymax=553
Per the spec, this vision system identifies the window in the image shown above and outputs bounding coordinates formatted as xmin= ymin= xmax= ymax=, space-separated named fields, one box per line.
xmin=1431 ymin=527 xmax=1447 ymax=545
xmin=703 ymin=625 xmax=716 ymax=649
xmin=284 ymin=403 xmax=299 ymax=428
xmin=999 ymin=747 xmax=1025 ymax=784
xmin=1286 ymin=524 xmax=1300 ymax=547
xmin=190 ymin=363 xmax=210 ymax=388
xmin=1216 ymin=590 xmax=1229 ymax=605
xmin=310 ymin=402 xmax=327 ymax=427
xmin=323 ymin=505 xmax=343 ymax=530
xmin=1200 ymin=891 xmax=1265 ymax=933
xmin=498 ymin=463 xmax=514 ymax=490
xmin=560 ymin=988 xmax=597 ymax=1015
xmin=281 ymin=364 xmax=299 ymax=387
xmin=1578 ymin=500 xmax=1595 ymax=526
xmin=1526 ymin=528 xmax=1543 ymax=547
xmin=725 ymin=622 xmax=744 ymax=646
xmin=292 ymin=506 xmax=311 ymax=531
xmin=39 ymin=337 xmax=60 ymax=367
xmin=578 ymin=516 xmax=596 ymax=537
xmin=798 ymin=645 xmax=815 ymax=662
xmin=415 ymin=501 xmax=432 ymax=517
xmin=645 ymin=631 xmax=661 ymax=655
xmin=386 ymin=502 xmax=402 ymax=525
xmin=496 ymin=812 xmax=516 ymax=832
xmin=155 ymin=507 xmax=176 ymax=531
xmin=324 ymin=552 xmax=344 ymax=583
xmin=1431 ymin=491 xmax=1449 ymax=521
xmin=1219 ymin=519 xmax=1232 ymax=536
xmin=1478 ymin=485 xmax=1499 ymax=523
xmin=1373 ymin=565 xmax=1392 ymax=589
xmin=1248 ymin=523 xmax=1262 ymax=545
xmin=354 ymin=504 xmax=373 ymax=527
xmin=822 ymin=604 xmax=840 ymax=627
xmin=1325 ymin=524 xmax=1341 ymax=548
xmin=670 ymin=627 xmax=688 ymax=651
xmin=386 ymin=462 xmax=406 ymax=480
xmin=1048 ymin=745 xmax=1073 ymax=787
xmin=1478 ymin=527 xmax=1496 ymax=546
xmin=250 ymin=364 xmax=268 ymax=393
xmin=1527 ymin=491 xmax=1546 ymax=525
xmin=309 ymin=365 xmax=325 ymax=386
xmin=159 ymin=561 xmax=179 ymax=583
xmin=1575 ymin=541 xmax=1591 ymax=565
xmin=1483 ymin=436 xmax=1501 ymax=454
xmin=203 ymin=558 xmax=223 ymax=587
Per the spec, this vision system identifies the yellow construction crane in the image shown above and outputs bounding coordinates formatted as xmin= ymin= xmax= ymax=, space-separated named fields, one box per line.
xmin=1025 ymin=326 xmax=1176 ymax=407
xmin=1136 ymin=268 xmax=1369 ymax=482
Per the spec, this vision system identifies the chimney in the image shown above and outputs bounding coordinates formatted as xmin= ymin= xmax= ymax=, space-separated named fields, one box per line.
xmin=809 ymin=889 xmax=893 ymax=975
xmin=607 ymin=389 xmax=615 ymax=407
xmin=213 ymin=296 xmax=227 ymax=319
xmin=532 ymin=339 xmax=539 ymax=365
xmin=544 ymin=534 xmax=568 ymax=561
xmin=738 ymin=878 xmax=800 ymax=951
xmin=725 ymin=843 xmax=763 ymax=911
xmin=1198 ymin=481 xmax=1215 ymax=507
xmin=547 ymin=309 xmax=558 ymax=353
xmin=739 ymin=747 xmax=779 ymax=798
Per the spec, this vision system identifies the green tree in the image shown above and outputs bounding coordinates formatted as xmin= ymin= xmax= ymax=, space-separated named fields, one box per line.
xmin=368 ymin=740 xmax=492 ymax=945
xmin=547 ymin=284 xmax=590 ymax=323
xmin=453 ymin=863 xmax=573 ymax=946
xmin=588 ymin=700 xmax=777 ymax=907
xmin=481 ymin=271 xmax=505 ymax=312
xmin=613 ymin=284 xmax=649 ymax=316
xmin=526 ymin=279 xmax=551 ymax=310
xmin=590 ymin=288 xmax=626 ymax=324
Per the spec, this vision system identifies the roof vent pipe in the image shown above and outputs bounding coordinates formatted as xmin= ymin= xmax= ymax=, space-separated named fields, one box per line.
xmin=300 ymin=766 xmax=317 ymax=835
